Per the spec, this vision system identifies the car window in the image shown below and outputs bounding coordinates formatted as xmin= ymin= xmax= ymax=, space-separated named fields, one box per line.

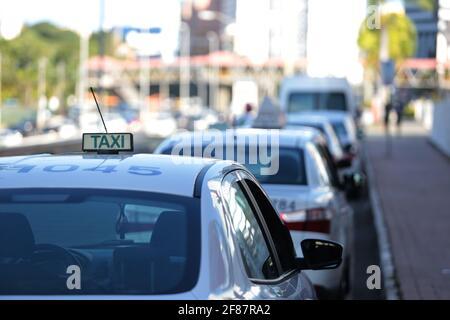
xmin=241 ymin=177 xmax=297 ymax=274
xmin=0 ymin=188 xmax=200 ymax=295
xmin=287 ymin=92 xmax=348 ymax=113
xmin=287 ymin=92 xmax=316 ymax=112
xmin=324 ymin=124 xmax=345 ymax=160
xmin=319 ymin=92 xmax=347 ymax=111
xmin=331 ymin=121 xmax=349 ymax=147
xmin=222 ymin=174 xmax=279 ymax=280
xmin=316 ymin=143 xmax=341 ymax=189
xmin=306 ymin=143 xmax=331 ymax=187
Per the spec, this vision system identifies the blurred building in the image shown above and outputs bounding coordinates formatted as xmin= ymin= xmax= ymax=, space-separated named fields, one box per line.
xmin=181 ymin=0 xmax=236 ymax=55
xmin=405 ymin=2 xmax=438 ymax=58
xmin=233 ymin=0 xmax=308 ymax=64
xmin=306 ymin=0 xmax=365 ymax=85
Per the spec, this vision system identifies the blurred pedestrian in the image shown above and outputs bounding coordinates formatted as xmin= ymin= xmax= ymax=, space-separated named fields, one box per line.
xmin=233 ymin=103 xmax=255 ymax=128
xmin=394 ymin=102 xmax=404 ymax=135
xmin=383 ymin=99 xmax=394 ymax=158
xmin=394 ymin=90 xmax=407 ymax=135
xmin=383 ymin=100 xmax=392 ymax=132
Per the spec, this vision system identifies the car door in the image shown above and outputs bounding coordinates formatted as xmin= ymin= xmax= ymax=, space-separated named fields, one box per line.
xmin=221 ymin=170 xmax=314 ymax=300
xmin=315 ymin=142 xmax=353 ymax=258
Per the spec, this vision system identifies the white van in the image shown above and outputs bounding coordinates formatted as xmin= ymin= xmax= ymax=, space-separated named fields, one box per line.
xmin=279 ymin=76 xmax=356 ymax=116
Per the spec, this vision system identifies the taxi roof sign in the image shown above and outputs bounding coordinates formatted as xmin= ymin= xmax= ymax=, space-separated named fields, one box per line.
xmin=252 ymin=96 xmax=286 ymax=129
xmin=82 ymin=133 xmax=134 ymax=153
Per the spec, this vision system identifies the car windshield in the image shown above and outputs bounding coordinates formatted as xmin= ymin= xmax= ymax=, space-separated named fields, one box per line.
xmin=0 ymin=188 xmax=200 ymax=296
xmin=162 ymin=144 xmax=307 ymax=185
xmin=287 ymin=92 xmax=348 ymax=113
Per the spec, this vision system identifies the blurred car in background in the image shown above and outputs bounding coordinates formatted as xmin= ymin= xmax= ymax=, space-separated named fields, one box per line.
xmin=103 ymin=113 xmax=129 ymax=133
xmin=279 ymin=76 xmax=356 ymax=116
xmin=142 ymin=112 xmax=177 ymax=137
xmin=57 ymin=120 xmax=79 ymax=139
xmin=287 ymin=112 xmax=365 ymax=198
xmin=78 ymin=111 xmax=127 ymax=134
xmin=41 ymin=116 xmax=78 ymax=139
xmin=0 ymin=129 xmax=23 ymax=147
xmin=286 ymin=114 xmax=345 ymax=166
xmin=114 ymin=102 xmax=142 ymax=132
xmin=175 ymin=108 xmax=220 ymax=132
xmin=155 ymin=128 xmax=353 ymax=299
xmin=9 ymin=117 xmax=36 ymax=137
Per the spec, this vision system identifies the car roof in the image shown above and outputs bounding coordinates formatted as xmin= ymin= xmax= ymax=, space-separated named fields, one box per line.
xmin=292 ymin=111 xmax=352 ymax=121
xmin=0 ymin=153 xmax=218 ymax=197
xmin=280 ymin=76 xmax=351 ymax=92
xmin=158 ymin=128 xmax=322 ymax=150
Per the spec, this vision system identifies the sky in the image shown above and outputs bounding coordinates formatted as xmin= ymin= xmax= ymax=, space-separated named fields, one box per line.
xmin=307 ymin=0 xmax=366 ymax=84
xmin=0 ymin=0 xmax=181 ymax=32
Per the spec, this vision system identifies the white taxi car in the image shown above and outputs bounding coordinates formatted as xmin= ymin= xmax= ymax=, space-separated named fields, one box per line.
xmin=155 ymin=128 xmax=354 ymax=298
xmin=0 ymin=133 xmax=342 ymax=299
xmin=286 ymin=112 xmax=364 ymax=198
xmin=285 ymin=114 xmax=345 ymax=165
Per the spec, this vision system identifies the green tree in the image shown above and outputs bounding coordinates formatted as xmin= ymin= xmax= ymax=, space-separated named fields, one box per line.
xmin=0 ymin=22 xmax=117 ymax=110
xmin=358 ymin=12 xmax=417 ymax=70
xmin=358 ymin=0 xmax=437 ymax=71
xmin=0 ymin=22 xmax=80 ymax=108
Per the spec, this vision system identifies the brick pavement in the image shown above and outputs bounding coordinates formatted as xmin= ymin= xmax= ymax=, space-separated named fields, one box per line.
xmin=366 ymin=122 xmax=450 ymax=299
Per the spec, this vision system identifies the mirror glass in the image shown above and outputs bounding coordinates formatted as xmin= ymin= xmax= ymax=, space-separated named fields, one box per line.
xmin=301 ymin=239 xmax=343 ymax=270
xmin=336 ymin=158 xmax=352 ymax=169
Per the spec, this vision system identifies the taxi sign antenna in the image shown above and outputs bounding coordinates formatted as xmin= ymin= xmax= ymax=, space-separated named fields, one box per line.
xmin=90 ymin=87 xmax=108 ymax=133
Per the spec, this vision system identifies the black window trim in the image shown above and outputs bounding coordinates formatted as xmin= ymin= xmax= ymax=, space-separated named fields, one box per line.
xmin=193 ymin=163 xmax=215 ymax=198
xmin=237 ymin=172 xmax=301 ymax=282
xmin=222 ymin=169 xmax=302 ymax=284
xmin=250 ymin=268 xmax=300 ymax=286
xmin=221 ymin=170 xmax=283 ymax=280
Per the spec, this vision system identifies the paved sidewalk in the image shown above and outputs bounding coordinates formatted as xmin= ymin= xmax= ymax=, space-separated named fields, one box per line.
xmin=366 ymin=122 xmax=450 ymax=299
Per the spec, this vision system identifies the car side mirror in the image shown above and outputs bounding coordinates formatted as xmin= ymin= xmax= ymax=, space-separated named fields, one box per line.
xmin=343 ymin=143 xmax=353 ymax=154
xmin=296 ymin=239 xmax=343 ymax=270
xmin=343 ymin=172 xmax=365 ymax=198
xmin=336 ymin=158 xmax=352 ymax=169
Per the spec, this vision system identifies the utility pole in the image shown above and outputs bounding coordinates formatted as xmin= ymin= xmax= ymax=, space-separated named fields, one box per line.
xmin=57 ymin=62 xmax=66 ymax=110
xmin=207 ymin=31 xmax=219 ymax=110
xmin=37 ymin=57 xmax=48 ymax=131
xmin=180 ymin=22 xmax=191 ymax=107
xmin=139 ymin=56 xmax=150 ymax=116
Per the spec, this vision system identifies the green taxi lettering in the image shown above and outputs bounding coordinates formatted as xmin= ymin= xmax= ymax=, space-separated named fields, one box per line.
xmin=98 ymin=135 xmax=110 ymax=148
xmin=91 ymin=134 xmax=124 ymax=149
xmin=91 ymin=135 xmax=102 ymax=148
xmin=110 ymin=135 xmax=123 ymax=148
